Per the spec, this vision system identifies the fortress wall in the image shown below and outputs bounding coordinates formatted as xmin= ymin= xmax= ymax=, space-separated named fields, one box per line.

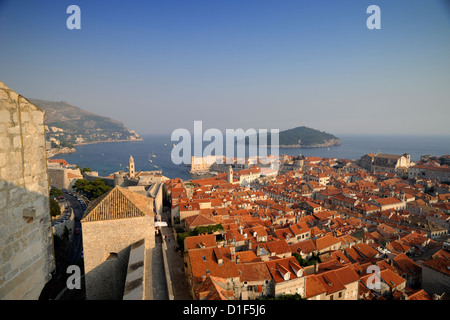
xmin=0 ymin=83 xmax=55 ymax=299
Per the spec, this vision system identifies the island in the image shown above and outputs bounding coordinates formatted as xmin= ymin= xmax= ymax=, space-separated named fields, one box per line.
xmin=277 ymin=126 xmax=341 ymax=148
xmin=243 ymin=126 xmax=341 ymax=148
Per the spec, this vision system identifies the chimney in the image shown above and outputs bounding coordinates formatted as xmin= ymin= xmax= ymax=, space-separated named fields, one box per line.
xmin=236 ymin=254 xmax=240 ymax=264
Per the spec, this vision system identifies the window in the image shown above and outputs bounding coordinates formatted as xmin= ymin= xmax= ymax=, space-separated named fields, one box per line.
xmin=330 ymin=295 xmax=333 ymax=300
xmin=338 ymin=292 xmax=342 ymax=298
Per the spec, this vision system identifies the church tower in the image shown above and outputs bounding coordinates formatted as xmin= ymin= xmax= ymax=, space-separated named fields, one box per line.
xmin=129 ymin=154 xmax=135 ymax=178
xmin=228 ymin=165 xmax=233 ymax=183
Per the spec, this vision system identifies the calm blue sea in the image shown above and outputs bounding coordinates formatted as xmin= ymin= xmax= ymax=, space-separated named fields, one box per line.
xmin=53 ymin=134 xmax=450 ymax=181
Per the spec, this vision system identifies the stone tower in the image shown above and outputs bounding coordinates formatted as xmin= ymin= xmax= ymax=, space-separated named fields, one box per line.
xmin=129 ymin=154 xmax=135 ymax=178
xmin=228 ymin=165 xmax=233 ymax=183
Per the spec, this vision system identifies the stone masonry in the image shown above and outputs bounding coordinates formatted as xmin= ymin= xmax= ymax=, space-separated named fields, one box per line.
xmin=0 ymin=82 xmax=56 ymax=299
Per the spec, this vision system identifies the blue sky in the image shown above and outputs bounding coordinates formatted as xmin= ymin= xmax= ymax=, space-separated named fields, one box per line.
xmin=1 ymin=0 xmax=449 ymax=136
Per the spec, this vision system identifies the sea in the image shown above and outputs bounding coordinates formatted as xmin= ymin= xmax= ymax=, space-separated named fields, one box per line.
xmin=52 ymin=134 xmax=450 ymax=181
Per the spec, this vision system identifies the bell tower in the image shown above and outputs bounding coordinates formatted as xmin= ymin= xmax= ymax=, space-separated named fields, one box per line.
xmin=129 ymin=154 xmax=135 ymax=178
xmin=228 ymin=165 xmax=233 ymax=183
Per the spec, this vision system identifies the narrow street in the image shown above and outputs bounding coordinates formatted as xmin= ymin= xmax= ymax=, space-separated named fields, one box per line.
xmin=160 ymin=210 xmax=192 ymax=300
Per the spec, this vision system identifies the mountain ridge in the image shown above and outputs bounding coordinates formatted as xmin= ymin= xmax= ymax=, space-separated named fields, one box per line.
xmin=29 ymin=98 xmax=142 ymax=149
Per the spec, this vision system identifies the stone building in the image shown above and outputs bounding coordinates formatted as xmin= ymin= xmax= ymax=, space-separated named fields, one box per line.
xmin=360 ymin=153 xmax=412 ymax=173
xmin=81 ymin=185 xmax=155 ymax=300
xmin=47 ymin=160 xmax=83 ymax=189
xmin=0 ymin=82 xmax=55 ymax=299
xmin=421 ymin=258 xmax=450 ymax=296
xmin=408 ymin=164 xmax=450 ymax=183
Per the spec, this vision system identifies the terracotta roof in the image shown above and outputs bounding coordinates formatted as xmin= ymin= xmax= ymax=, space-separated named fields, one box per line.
xmin=265 ymin=257 xmax=303 ymax=283
xmin=315 ymin=270 xmax=346 ymax=295
xmin=408 ymin=289 xmax=432 ymax=300
xmin=304 ymin=274 xmax=327 ymax=299
xmin=48 ymin=159 xmax=69 ymax=166
xmin=264 ymin=240 xmax=291 ymax=255
xmin=290 ymin=239 xmax=317 ymax=255
xmin=393 ymin=253 xmax=421 ymax=275
xmin=422 ymin=257 xmax=450 ymax=276
xmin=238 ymin=262 xmax=271 ymax=282
xmin=184 ymin=214 xmax=217 ymax=228
xmin=81 ymin=186 xmax=154 ymax=222
xmin=194 ymin=275 xmax=234 ymax=300
xmin=379 ymin=269 xmax=406 ymax=289
xmin=315 ymin=235 xmax=341 ymax=251
xmin=188 ymin=247 xmax=240 ymax=284
xmin=185 ymin=234 xmax=217 ymax=251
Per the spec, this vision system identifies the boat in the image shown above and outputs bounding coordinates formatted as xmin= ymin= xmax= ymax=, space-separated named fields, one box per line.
xmin=151 ymin=151 xmax=156 ymax=158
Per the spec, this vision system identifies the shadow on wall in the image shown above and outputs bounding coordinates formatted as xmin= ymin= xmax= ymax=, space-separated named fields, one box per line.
xmin=84 ymin=245 xmax=131 ymax=300
xmin=84 ymin=234 xmax=168 ymax=300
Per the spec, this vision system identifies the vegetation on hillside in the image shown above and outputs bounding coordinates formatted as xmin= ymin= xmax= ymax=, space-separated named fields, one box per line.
xmin=30 ymin=98 xmax=141 ymax=147
xmin=243 ymin=126 xmax=340 ymax=147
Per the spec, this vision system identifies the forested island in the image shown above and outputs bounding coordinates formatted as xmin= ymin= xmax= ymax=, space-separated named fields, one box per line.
xmin=244 ymin=126 xmax=341 ymax=148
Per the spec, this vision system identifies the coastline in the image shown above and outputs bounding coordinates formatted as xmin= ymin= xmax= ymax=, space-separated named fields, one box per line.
xmin=48 ymin=138 xmax=144 ymax=158
xmin=73 ymin=138 xmax=144 ymax=146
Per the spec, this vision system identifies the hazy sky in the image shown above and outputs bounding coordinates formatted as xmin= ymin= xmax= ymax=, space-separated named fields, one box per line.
xmin=1 ymin=0 xmax=450 ymax=136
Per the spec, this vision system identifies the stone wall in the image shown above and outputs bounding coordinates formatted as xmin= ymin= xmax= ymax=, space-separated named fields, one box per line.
xmin=0 ymin=82 xmax=55 ymax=299
xmin=421 ymin=264 xmax=450 ymax=296
xmin=82 ymin=215 xmax=155 ymax=300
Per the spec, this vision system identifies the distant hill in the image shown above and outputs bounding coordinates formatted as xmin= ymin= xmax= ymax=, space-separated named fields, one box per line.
xmin=29 ymin=99 xmax=142 ymax=148
xmin=277 ymin=126 xmax=341 ymax=147
xmin=243 ymin=126 xmax=341 ymax=148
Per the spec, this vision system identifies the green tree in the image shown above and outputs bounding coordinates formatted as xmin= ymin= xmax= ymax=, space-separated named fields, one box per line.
xmin=50 ymin=188 xmax=63 ymax=198
xmin=73 ymin=178 xmax=112 ymax=200
xmin=293 ymin=252 xmax=321 ymax=267
xmin=49 ymin=198 xmax=61 ymax=217
xmin=80 ymin=167 xmax=92 ymax=175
